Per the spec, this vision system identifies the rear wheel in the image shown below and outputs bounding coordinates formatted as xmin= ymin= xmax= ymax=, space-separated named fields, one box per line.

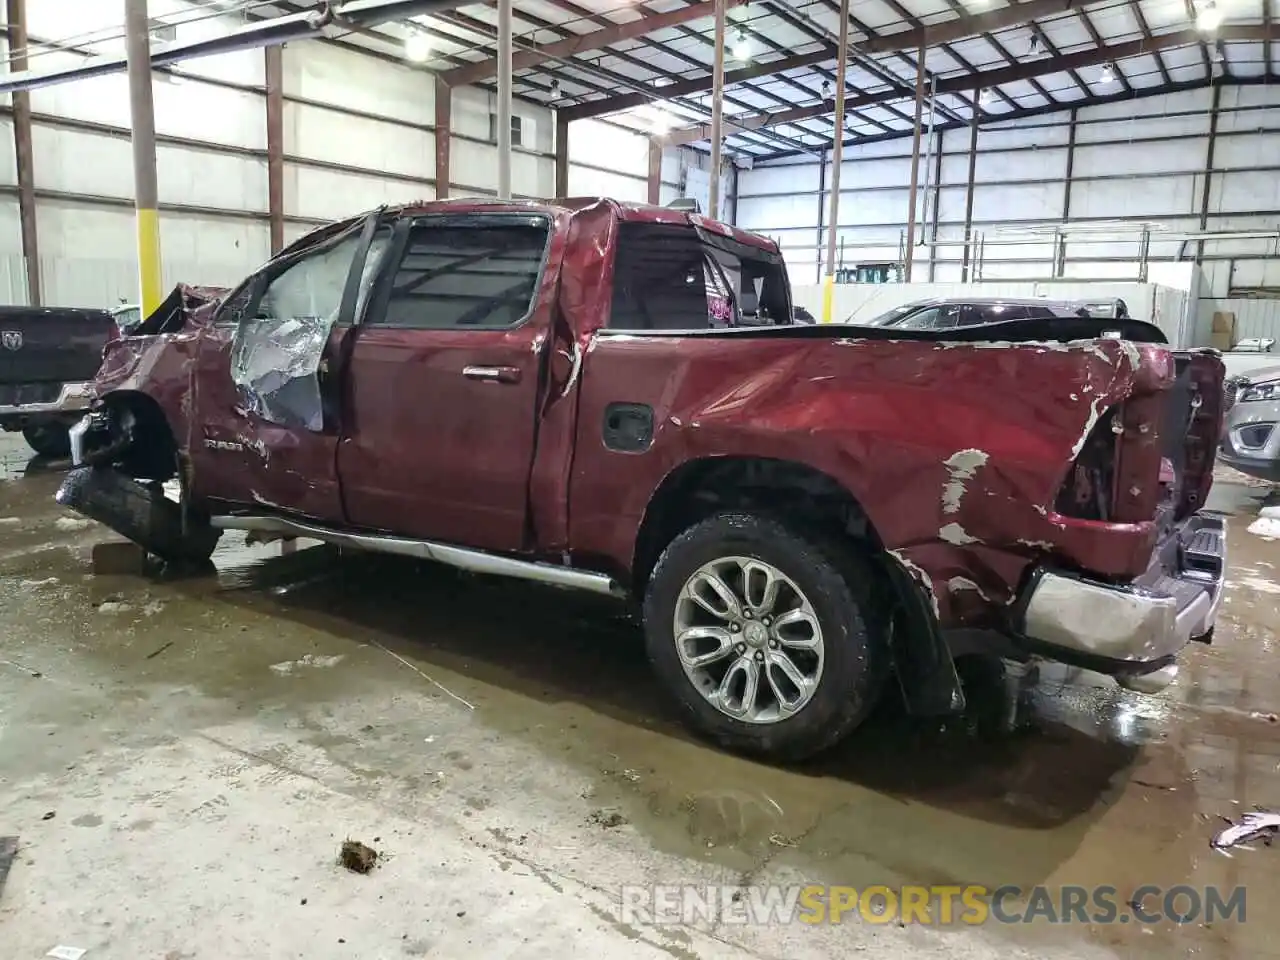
xmin=643 ymin=512 xmax=887 ymax=761
xmin=23 ymin=423 xmax=70 ymax=459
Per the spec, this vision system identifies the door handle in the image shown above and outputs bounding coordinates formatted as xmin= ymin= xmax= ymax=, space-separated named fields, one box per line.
xmin=463 ymin=365 xmax=521 ymax=384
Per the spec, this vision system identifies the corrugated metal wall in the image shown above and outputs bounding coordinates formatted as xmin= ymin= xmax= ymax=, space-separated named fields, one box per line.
xmin=735 ymin=84 xmax=1280 ymax=312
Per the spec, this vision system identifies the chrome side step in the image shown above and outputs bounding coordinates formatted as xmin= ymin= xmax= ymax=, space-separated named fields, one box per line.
xmin=210 ymin=514 xmax=626 ymax=597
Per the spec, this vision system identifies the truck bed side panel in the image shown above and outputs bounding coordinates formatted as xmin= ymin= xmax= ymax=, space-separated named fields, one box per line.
xmin=569 ymin=332 xmax=1173 ymax=625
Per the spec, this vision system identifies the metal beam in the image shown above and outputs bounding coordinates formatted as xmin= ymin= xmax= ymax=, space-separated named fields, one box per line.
xmin=497 ymin=0 xmax=512 ymax=199
xmin=440 ymin=0 xmax=749 ymax=86
xmin=646 ymin=138 xmax=661 ymax=205
xmin=822 ymin=0 xmax=850 ymax=322
xmin=960 ymin=91 xmax=978 ymax=282
xmin=928 ymin=126 xmax=943 ymax=280
xmin=265 ymin=45 xmax=284 ymax=255
xmin=555 ymin=112 xmax=569 ymax=197
xmin=663 ymin=25 xmax=1279 ymax=144
xmin=561 ymin=0 xmax=1084 ymax=121
xmin=1197 ymin=81 xmax=1222 ymax=261
xmin=815 ymin=146 xmax=826 ymax=283
xmin=5 ymin=0 xmax=39 ymax=304
xmin=1058 ymin=105 xmax=1077 ymax=276
xmin=125 ymin=0 xmax=163 ymax=316
xmin=708 ymin=0 xmax=726 ymax=219
xmin=434 ymin=76 xmax=451 ymax=198
xmin=904 ymin=42 xmax=925 ymax=282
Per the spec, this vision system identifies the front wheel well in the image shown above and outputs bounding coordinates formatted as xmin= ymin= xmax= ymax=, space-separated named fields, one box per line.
xmin=99 ymin=390 xmax=179 ymax=481
xmin=631 ymin=456 xmax=883 ymax=597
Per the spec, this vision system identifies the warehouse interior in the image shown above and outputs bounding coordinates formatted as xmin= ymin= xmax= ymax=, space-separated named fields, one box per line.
xmin=1 ymin=0 xmax=1280 ymax=958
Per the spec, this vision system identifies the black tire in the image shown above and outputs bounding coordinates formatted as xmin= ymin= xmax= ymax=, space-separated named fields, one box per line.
xmin=643 ymin=511 xmax=888 ymax=761
xmin=55 ymin=466 xmax=221 ymax=565
xmin=23 ymin=423 xmax=71 ymax=459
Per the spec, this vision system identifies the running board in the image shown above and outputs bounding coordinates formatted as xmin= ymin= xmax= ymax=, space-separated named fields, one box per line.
xmin=210 ymin=515 xmax=626 ymax=597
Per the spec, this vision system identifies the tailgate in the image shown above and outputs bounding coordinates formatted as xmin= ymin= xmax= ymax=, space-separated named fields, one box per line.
xmin=0 ymin=307 xmax=115 ymax=385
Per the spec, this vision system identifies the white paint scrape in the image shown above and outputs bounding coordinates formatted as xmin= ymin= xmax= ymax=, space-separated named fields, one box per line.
xmin=947 ymin=576 xmax=991 ymax=602
xmin=886 ymin=550 xmax=940 ymax=619
xmin=941 ymin=448 xmax=989 ymax=515
xmin=939 ymin=522 xmax=979 ymax=545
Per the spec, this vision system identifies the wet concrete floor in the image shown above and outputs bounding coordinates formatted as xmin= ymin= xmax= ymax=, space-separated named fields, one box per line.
xmin=2 ymin=432 xmax=1280 ymax=958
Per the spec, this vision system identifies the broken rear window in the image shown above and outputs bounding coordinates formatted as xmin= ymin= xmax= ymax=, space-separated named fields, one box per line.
xmin=607 ymin=222 xmax=790 ymax=331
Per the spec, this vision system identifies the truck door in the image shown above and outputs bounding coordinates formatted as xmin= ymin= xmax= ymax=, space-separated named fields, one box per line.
xmin=336 ymin=212 xmax=553 ymax=553
xmin=187 ymin=215 xmax=391 ymax=521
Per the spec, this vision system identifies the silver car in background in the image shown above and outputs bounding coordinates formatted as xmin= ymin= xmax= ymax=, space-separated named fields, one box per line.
xmin=1220 ymin=363 xmax=1280 ymax=482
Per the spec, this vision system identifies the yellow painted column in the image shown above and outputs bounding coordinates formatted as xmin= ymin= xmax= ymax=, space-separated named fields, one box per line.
xmin=125 ymin=0 xmax=164 ymax=315
xmin=821 ymin=275 xmax=835 ymax=324
xmin=135 ymin=207 xmax=164 ymax=315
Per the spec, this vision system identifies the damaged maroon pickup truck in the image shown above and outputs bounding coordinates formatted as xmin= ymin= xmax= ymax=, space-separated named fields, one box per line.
xmin=57 ymin=198 xmax=1228 ymax=760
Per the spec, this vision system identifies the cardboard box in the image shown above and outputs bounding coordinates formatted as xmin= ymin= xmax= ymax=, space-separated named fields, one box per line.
xmin=1210 ymin=311 xmax=1236 ymax=351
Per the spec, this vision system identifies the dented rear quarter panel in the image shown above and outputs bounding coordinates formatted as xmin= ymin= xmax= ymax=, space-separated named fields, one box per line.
xmin=569 ymin=333 xmax=1176 ymax=627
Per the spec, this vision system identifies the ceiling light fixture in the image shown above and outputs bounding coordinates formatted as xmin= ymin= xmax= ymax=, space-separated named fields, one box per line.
xmin=1099 ymin=63 xmax=1115 ymax=85
xmin=1196 ymin=1 xmax=1223 ymax=32
xmin=404 ymin=33 xmax=432 ymax=62
xmin=731 ymin=30 xmax=751 ymax=62
xmin=978 ymin=87 xmax=993 ymax=105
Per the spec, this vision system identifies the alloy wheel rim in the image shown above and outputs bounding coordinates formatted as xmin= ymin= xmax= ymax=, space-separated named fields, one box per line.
xmin=672 ymin=555 xmax=825 ymax=725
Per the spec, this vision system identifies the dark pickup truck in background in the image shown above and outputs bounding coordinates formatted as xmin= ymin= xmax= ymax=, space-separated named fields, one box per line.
xmin=0 ymin=305 xmax=120 ymax=457
xmin=54 ymin=198 xmax=1228 ymax=761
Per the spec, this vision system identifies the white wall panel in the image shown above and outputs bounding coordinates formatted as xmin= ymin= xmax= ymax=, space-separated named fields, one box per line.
xmin=30 ymin=61 xmax=266 ymax=150
xmin=741 ymin=162 xmax=820 ymax=195
xmin=287 ymin=166 xmax=422 ymax=222
xmin=0 ymin=116 xmax=18 ymax=190
xmin=568 ymin=166 xmax=645 ymax=202
xmin=1071 ymin=142 xmax=1203 ymax=177
xmin=31 ymin=127 xmax=266 ymax=212
xmin=570 ymin=120 xmax=649 ymax=178
xmin=285 ymin=102 xmax=432 ymax=183
xmin=0 ymin=197 xmax=21 ymax=256
xmin=1071 ymin=176 xmax=1199 ymax=219
xmin=283 ymin=41 xmax=432 ymax=126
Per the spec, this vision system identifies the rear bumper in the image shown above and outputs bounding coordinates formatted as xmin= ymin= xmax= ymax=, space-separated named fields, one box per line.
xmin=1013 ymin=511 xmax=1226 ymax=672
xmin=0 ymin=381 xmax=93 ymax=420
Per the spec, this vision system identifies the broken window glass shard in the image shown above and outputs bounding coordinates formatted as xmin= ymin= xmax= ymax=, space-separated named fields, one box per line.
xmin=230 ymin=231 xmax=389 ymax=432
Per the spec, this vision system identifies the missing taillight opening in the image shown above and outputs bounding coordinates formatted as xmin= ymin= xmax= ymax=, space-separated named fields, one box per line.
xmin=1055 ymin=406 xmax=1118 ymax=522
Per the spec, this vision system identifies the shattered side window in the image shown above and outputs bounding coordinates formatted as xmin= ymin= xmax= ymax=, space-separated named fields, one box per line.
xmin=231 ymin=229 xmax=390 ymax=432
